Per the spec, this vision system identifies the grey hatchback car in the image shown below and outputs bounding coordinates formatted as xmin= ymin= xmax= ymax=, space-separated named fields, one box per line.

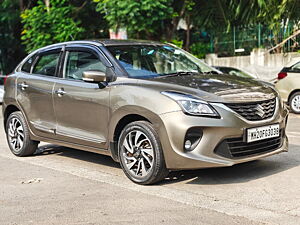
xmin=3 ymin=40 xmax=289 ymax=184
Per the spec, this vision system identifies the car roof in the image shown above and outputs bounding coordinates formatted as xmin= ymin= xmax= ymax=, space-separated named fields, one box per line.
xmin=95 ymin=39 xmax=164 ymax=46
xmin=28 ymin=39 xmax=166 ymax=55
xmin=18 ymin=39 xmax=168 ymax=72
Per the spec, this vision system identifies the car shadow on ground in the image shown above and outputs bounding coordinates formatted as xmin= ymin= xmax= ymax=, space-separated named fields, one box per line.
xmin=35 ymin=144 xmax=121 ymax=169
xmin=161 ymin=144 xmax=300 ymax=185
xmin=34 ymin=143 xmax=300 ymax=185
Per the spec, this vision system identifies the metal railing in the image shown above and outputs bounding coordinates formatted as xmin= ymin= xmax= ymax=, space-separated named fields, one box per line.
xmin=210 ymin=22 xmax=300 ymax=56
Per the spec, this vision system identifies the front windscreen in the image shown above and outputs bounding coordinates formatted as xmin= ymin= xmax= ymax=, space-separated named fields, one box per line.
xmin=107 ymin=45 xmax=219 ymax=78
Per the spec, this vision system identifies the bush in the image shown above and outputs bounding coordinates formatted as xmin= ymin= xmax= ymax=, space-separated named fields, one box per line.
xmin=190 ymin=42 xmax=211 ymax=59
xmin=21 ymin=0 xmax=84 ymax=52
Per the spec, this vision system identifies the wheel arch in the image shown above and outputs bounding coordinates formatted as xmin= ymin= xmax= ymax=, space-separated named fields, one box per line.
xmin=288 ymin=89 xmax=300 ymax=103
xmin=108 ymin=106 xmax=166 ymax=162
xmin=3 ymin=104 xmax=21 ymax=131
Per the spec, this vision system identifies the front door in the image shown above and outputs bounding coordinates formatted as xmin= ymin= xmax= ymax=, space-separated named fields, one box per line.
xmin=53 ymin=47 xmax=110 ymax=149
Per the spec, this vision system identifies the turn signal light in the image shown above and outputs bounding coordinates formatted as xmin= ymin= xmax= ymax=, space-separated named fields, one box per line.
xmin=3 ymin=75 xmax=8 ymax=84
xmin=277 ymin=72 xmax=287 ymax=80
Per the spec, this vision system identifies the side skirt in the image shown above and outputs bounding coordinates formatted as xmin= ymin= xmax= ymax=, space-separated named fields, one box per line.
xmin=30 ymin=134 xmax=112 ymax=157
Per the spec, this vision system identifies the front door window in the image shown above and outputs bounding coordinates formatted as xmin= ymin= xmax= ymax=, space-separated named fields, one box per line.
xmin=64 ymin=51 xmax=106 ymax=80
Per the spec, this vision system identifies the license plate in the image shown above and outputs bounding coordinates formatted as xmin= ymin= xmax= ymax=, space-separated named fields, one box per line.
xmin=247 ymin=124 xmax=280 ymax=143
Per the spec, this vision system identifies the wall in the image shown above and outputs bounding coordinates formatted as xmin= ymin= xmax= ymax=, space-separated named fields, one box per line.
xmin=205 ymin=49 xmax=300 ymax=81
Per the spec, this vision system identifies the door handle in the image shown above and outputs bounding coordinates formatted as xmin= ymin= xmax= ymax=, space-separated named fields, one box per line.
xmin=19 ymin=82 xmax=29 ymax=90
xmin=55 ymin=88 xmax=66 ymax=97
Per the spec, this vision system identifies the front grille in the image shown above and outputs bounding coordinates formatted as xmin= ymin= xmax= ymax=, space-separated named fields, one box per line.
xmin=214 ymin=130 xmax=283 ymax=158
xmin=225 ymin=98 xmax=276 ymax=121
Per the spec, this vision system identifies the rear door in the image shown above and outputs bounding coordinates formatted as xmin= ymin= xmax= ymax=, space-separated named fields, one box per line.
xmin=16 ymin=47 xmax=63 ymax=138
xmin=53 ymin=45 xmax=111 ymax=149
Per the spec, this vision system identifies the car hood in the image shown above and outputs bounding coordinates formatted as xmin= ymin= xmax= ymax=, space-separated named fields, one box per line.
xmin=146 ymin=74 xmax=277 ymax=103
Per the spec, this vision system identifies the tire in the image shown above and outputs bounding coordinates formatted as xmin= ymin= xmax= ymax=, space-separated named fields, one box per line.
xmin=6 ymin=111 xmax=39 ymax=156
xmin=118 ymin=121 xmax=169 ymax=185
xmin=289 ymin=92 xmax=300 ymax=114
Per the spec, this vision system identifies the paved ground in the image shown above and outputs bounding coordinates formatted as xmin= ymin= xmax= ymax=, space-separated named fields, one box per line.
xmin=0 ymin=106 xmax=299 ymax=225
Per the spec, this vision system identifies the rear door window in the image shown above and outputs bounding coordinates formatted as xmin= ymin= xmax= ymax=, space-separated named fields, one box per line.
xmin=33 ymin=52 xmax=60 ymax=76
xmin=21 ymin=56 xmax=35 ymax=73
xmin=291 ymin=62 xmax=300 ymax=72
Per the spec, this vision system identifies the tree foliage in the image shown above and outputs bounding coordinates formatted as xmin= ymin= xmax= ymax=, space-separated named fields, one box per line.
xmin=93 ymin=0 xmax=174 ymax=39
xmin=21 ymin=0 xmax=84 ymax=52
xmin=2 ymin=0 xmax=300 ymax=73
xmin=0 ymin=0 xmax=25 ymax=74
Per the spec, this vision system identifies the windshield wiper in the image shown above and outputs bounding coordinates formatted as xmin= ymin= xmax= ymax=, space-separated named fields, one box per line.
xmin=158 ymin=71 xmax=197 ymax=78
xmin=201 ymin=71 xmax=220 ymax=75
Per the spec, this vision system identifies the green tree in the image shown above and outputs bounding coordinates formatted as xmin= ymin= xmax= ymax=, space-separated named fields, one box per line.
xmin=93 ymin=0 xmax=174 ymax=39
xmin=0 ymin=0 xmax=26 ymax=74
xmin=21 ymin=0 xmax=85 ymax=52
xmin=71 ymin=0 xmax=109 ymax=39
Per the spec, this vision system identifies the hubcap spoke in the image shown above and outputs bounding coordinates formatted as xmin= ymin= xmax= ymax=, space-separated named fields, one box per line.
xmin=126 ymin=158 xmax=138 ymax=170
xmin=141 ymin=148 xmax=154 ymax=157
xmin=11 ymin=118 xmax=16 ymax=130
xmin=134 ymin=131 xmax=142 ymax=146
xmin=142 ymin=151 xmax=153 ymax=166
xmin=123 ymin=136 xmax=133 ymax=153
xmin=17 ymin=127 xmax=24 ymax=138
xmin=8 ymin=128 xmax=14 ymax=137
xmin=140 ymin=158 xmax=147 ymax=176
xmin=128 ymin=132 xmax=133 ymax=150
xmin=136 ymin=159 xmax=142 ymax=175
xmin=10 ymin=138 xmax=16 ymax=144
xmin=136 ymin=137 xmax=149 ymax=148
xmin=17 ymin=136 xmax=23 ymax=149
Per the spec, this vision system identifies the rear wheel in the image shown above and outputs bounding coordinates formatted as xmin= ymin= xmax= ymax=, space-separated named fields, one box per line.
xmin=118 ymin=121 xmax=168 ymax=185
xmin=6 ymin=111 xmax=39 ymax=156
xmin=289 ymin=92 xmax=300 ymax=114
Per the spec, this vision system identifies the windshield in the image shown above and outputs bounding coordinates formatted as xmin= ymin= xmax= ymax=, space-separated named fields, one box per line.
xmin=107 ymin=45 xmax=219 ymax=78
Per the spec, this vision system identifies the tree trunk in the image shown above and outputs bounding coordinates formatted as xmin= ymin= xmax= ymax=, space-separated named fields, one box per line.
xmin=165 ymin=1 xmax=186 ymax=42
xmin=185 ymin=14 xmax=191 ymax=51
xmin=19 ymin=0 xmax=24 ymax=11
xmin=44 ymin=0 xmax=50 ymax=13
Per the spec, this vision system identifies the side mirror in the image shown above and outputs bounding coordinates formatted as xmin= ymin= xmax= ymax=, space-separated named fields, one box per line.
xmin=82 ymin=71 xmax=106 ymax=83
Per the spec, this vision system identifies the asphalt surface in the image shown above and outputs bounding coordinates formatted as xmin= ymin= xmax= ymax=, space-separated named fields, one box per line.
xmin=0 ymin=105 xmax=300 ymax=225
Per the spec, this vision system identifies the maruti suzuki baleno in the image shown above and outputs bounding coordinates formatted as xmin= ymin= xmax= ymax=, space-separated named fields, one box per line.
xmin=2 ymin=40 xmax=289 ymax=184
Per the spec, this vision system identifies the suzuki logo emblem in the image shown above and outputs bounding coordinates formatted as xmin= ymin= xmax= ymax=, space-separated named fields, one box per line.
xmin=255 ymin=104 xmax=265 ymax=118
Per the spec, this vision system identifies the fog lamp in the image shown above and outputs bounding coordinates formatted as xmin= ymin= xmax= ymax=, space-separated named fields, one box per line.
xmin=184 ymin=140 xmax=192 ymax=151
xmin=184 ymin=127 xmax=203 ymax=152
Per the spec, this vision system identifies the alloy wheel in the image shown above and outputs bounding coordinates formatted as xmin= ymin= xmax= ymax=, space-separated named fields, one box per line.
xmin=291 ymin=94 xmax=300 ymax=113
xmin=7 ymin=117 xmax=24 ymax=152
xmin=121 ymin=130 xmax=154 ymax=178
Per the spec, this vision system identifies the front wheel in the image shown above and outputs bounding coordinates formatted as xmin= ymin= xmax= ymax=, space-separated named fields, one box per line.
xmin=118 ymin=121 xmax=169 ymax=185
xmin=6 ymin=111 xmax=39 ymax=156
xmin=289 ymin=92 xmax=300 ymax=114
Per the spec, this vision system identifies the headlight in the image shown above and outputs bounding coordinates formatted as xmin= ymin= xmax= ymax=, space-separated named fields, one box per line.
xmin=162 ymin=91 xmax=220 ymax=117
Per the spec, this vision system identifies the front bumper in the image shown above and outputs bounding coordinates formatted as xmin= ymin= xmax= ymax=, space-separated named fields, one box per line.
xmin=158 ymin=101 xmax=289 ymax=170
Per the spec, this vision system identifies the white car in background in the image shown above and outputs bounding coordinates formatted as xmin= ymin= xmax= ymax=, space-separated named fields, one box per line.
xmin=275 ymin=61 xmax=300 ymax=114
xmin=0 ymin=75 xmax=5 ymax=103
xmin=0 ymin=86 xmax=4 ymax=103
